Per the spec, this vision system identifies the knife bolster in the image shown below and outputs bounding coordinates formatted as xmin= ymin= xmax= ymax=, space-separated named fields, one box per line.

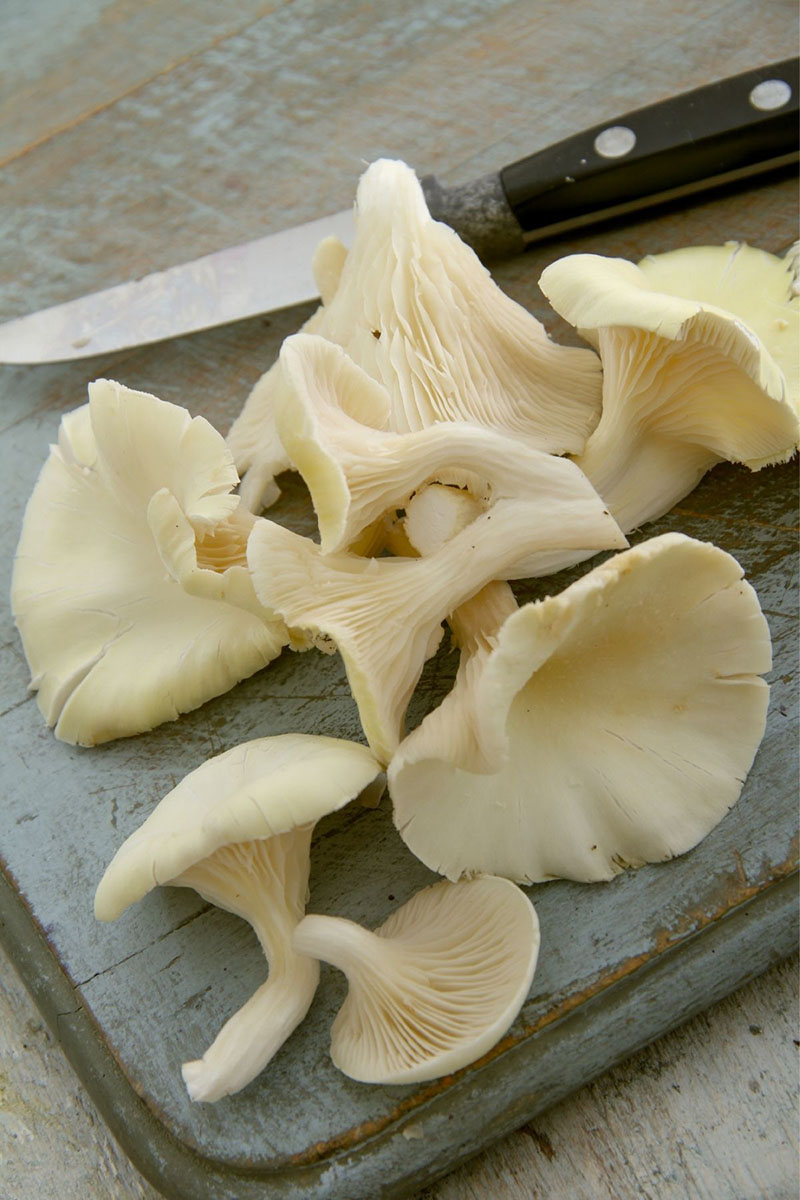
xmin=420 ymin=171 xmax=525 ymax=262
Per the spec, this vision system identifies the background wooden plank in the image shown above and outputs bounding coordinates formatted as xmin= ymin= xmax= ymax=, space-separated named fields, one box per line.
xmin=1 ymin=0 xmax=796 ymax=315
xmin=0 ymin=0 xmax=279 ymax=164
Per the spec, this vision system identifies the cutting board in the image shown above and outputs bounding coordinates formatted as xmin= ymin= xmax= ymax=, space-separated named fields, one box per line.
xmin=1 ymin=280 xmax=797 ymax=1200
xmin=0 ymin=4 xmax=797 ymax=1197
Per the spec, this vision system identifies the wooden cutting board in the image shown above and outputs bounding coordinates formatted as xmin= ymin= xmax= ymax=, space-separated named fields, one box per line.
xmin=0 ymin=4 xmax=797 ymax=1197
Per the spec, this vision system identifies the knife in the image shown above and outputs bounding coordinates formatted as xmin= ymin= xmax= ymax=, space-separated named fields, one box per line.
xmin=2 ymin=58 xmax=796 ymax=365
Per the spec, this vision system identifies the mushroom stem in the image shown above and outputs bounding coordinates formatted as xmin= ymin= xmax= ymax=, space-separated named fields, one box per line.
xmin=578 ymin=431 xmax=712 ymax=534
xmin=400 ymin=473 xmax=623 ymax=582
xmin=448 ymin=581 xmax=519 ymax=655
xmin=175 ymin=830 xmax=312 ymax=961
xmin=574 ymin=329 xmax=725 ymax=530
xmin=293 ymin=913 xmax=382 ymax=978
xmin=173 ymin=829 xmax=318 ymax=1102
xmin=181 ymin=953 xmax=320 ymax=1102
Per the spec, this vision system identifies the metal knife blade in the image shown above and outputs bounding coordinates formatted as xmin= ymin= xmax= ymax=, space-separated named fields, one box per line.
xmin=1 ymin=58 xmax=796 ymax=365
xmin=0 ymin=209 xmax=357 ymax=366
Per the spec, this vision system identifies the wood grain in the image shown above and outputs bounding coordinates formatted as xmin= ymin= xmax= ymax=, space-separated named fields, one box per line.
xmin=1 ymin=0 xmax=796 ymax=315
xmin=420 ymin=956 xmax=800 ymax=1200
xmin=2 ymin=944 xmax=797 ymax=1200
xmin=0 ymin=0 xmax=279 ymax=164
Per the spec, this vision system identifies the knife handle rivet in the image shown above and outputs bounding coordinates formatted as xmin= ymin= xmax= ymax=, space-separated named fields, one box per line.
xmin=749 ymin=78 xmax=792 ymax=111
xmin=593 ymin=125 xmax=637 ymax=158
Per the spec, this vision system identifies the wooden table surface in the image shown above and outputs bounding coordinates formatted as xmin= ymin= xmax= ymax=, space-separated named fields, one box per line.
xmin=2 ymin=940 xmax=797 ymax=1200
xmin=1 ymin=3 xmax=797 ymax=1199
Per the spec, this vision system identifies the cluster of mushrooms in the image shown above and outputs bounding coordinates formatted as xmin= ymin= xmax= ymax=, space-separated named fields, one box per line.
xmin=11 ymin=160 xmax=799 ymax=1103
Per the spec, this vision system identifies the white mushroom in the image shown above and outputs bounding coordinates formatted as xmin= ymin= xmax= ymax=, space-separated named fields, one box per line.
xmin=95 ymin=734 xmax=382 ymax=1102
xmin=293 ymin=875 xmax=539 ymax=1084
xmin=539 ymin=250 xmax=799 ymax=532
xmin=392 ymin=487 xmax=524 ymax=771
xmin=389 ymin=533 xmax=772 ymax=884
xmin=228 ymin=158 xmax=602 ymax=510
xmin=231 ymin=235 xmax=352 ymax=510
xmin=397 ymin=469 xmax=624 ymax=580
xmin=638 ymin=241 xmax=799 ymax=414
xmin=400 ymin=483 xmax=485 ymax=558
xmin=312 ymin=234 xmax=349 ymax=306
xmin=247 ymin=483 xmax=625 ymax=764
xmin=11 ymin=380 xmax=286 ymax=745
xmin=276 ymin=332 xmax=624 ymax=564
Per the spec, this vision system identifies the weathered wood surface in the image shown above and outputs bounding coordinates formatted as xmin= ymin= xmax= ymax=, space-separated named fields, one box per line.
xmin=2 ymin=943 xmax=797 ymax=1200
xmin=0 ymin=2 xmax=797 ymax=1198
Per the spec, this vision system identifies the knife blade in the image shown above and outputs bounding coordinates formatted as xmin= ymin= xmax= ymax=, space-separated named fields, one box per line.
xmin=1 ymin=58 xmax=796 ymax=365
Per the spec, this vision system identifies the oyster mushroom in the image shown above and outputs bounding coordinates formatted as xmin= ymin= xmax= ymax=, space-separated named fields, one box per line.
xmin=95 ymin=734 xmax=382 ymax=1102
xmin=232 ymin=235 xmax=351 ymax=509
xmin=397 ymin=469 xmax=622 ymax=580
xmin=276 ymin=332 xmax=624 ymax=563
xmin=228 ymin=158 xmax=602 ymax=510
xmin=539 ymin=248 xmax=799 ymax=531
xmin=11 ymin=380 xmax=286 ymax=745
xmin=389 ymin=533 xmax=772 ymax=884
xmin=392 ymin=487 xmax=523 ymax=771
xmin=311 ymin=234 xmax=349 ymax=306
xmin=400 ymin=483 xmax=485 ymax=557
xmin=247 ymin=481 xmax=625 ymax=763
xmin=398 ymin=492 xmax=522 ymax=768
xmin=293 ymin=875 xmax=539 ymax=1084
xmin=638 ymin=241 xmax=799 ymax=414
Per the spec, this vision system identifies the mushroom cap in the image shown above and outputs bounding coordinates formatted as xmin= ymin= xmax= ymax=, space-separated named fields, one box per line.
xmin=320 ymin=159 xmax=601 ymax=447
xmin=227 ymin=158 xmax=602 ymax=510
xmin=248 ymin=478 xmax=623 ymax=765
xmin=227 ymin=235 xmax=352 ymax=511
xmin=539 ymin=251 xmax=798 ymax=469
xmin=312 ymin=234 xmax=350 ymax=307
xmin=389 ymin=533 xmax=772 ymax=884
xmin=276 ymin=332 xmax=624 ymax=560
xmin=12 ymin=380 xmax=285 ymax=744
xmin=274 ymin=332 xmax=391 ymax=550
xmin=95 ymin=734 xmax=381 ymax=920
xmin=293 ymin=876 xmax=539 ymax=1084
xmin=637 ymin=241 xmax=799 ymax=413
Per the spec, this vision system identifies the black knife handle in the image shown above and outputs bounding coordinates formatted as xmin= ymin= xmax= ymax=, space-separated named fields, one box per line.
xmin=422 ymin=59 xmax=799 ymax=260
